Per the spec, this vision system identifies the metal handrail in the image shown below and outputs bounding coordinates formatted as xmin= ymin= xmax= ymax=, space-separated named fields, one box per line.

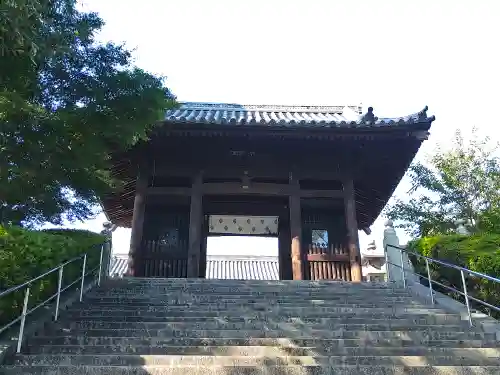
xmin=0 ymin=244 xmax=107 ymax=353
xmin=385 ymin=243 xmax=500 ymax=326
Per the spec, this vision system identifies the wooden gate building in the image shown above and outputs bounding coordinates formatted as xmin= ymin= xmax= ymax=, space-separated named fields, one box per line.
xmin=102 ymin=102 xmax=435 ymax=282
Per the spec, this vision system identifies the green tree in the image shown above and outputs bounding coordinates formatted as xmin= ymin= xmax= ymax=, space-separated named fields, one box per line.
xmin=385 ymin=128 xmax=500 ymax=237
xmin=0 ymin=0 xmax=176 ymax=226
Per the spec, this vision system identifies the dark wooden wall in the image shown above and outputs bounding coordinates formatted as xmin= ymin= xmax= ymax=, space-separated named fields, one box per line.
xmin=301 ymin=208 xmax=351 ymax=281
xmin=135 ymin=204 xmax=190 ymax=278
xmin=135 ymin=199 xmax=351 ymax=281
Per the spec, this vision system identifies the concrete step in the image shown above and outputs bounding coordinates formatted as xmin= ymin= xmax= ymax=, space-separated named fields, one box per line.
xmin=12 ymin=353 xmax=500 ymax=366
xmin=36 ymin=328 xmax=496 ymax=341
xmin=2 ymin=364 xmax=499 ymax=375
xmin=26 ymin=335 xmax=500 ymax=348
xmin=23 ymin=344 xmax=500 ymax=357
xmin=52 ymin=320 xmax=477 ymax=332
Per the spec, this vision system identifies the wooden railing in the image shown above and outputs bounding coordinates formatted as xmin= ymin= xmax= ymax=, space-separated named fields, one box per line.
xmin=136 ymin=240 xmax=188 ymax=278
xmin=305 ymin=244 xmax=351 ymax=281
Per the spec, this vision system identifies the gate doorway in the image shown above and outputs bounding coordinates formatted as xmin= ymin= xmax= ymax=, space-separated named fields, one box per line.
xmin=205 ymin=236 xmax=279 ymax=280
xmin=204 ymin=214 xmax=280 ymax=280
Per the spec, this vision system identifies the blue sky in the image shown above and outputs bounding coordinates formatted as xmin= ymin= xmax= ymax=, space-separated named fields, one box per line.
xmin=65 ymin=0 xmax=500 ymax=256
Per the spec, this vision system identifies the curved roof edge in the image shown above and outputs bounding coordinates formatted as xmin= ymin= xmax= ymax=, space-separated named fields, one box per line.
xmin=165 ymin=102 xmax=435 ymax=128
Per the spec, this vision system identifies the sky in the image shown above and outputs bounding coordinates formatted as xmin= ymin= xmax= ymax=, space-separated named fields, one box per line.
xmin=63 ymin=0 xmax=500 ymax=256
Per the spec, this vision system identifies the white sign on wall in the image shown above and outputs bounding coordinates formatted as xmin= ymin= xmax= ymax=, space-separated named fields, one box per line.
xmin=209 ymin=215 xmax=279 ymax=235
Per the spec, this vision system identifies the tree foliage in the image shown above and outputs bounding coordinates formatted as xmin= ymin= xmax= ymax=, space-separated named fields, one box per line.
xmin=0 ymin=0 xmax=176 ymax=226
xmin=385 ymin=128 xmax=500 ymax=237
xmin=408 ymin=234 xmax=500 ymax=317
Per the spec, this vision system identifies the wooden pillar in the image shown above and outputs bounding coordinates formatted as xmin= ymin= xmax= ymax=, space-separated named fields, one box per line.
xmin=343 ymin=178 xmax=362 ymax=282
xmin=289 ymin=176 xmax=303 ymax=280
xmin=127 ymin=167 xmax=148 ymax=277
xmin=187 ymin=172 xmax=203 ymax=278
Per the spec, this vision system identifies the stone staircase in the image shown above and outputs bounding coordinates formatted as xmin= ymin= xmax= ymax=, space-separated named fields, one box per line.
xmin=2 ymin=278 xmax=500 ymax=374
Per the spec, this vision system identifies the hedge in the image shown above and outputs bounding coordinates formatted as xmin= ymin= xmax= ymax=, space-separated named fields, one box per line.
xmin=0 ymin=226 xmax=105 ymax=329
xmin=407 ymin=234 xmax=500 ymax=317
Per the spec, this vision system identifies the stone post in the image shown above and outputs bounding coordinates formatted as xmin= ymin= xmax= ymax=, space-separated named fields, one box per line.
xmin=101 ymin=222 xmax=117 ymax=279
xmin=383 ymin=220 xmax=417 ymax=285
xmin=455 ymin=219 xmax=470 ymax=235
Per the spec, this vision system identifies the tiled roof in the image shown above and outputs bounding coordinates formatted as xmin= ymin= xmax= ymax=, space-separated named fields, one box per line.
xmin=206 ymin=255 xmax=279 ymax=280
xmin=164 ymin=102 xmax=435 ymax=128
xmin=108 ymin=255 xmax=280 ymax=280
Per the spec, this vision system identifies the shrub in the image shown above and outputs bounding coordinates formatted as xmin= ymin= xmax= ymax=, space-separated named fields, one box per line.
xmin=0 ymin=226 xmax=105 ymax=329
xmin=408 ymin=234 xmax=500 ymax=317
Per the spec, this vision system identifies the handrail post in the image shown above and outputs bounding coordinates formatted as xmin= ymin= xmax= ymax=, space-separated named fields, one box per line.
xmin=399 ymin=247 xmax=406 ymax=288
xmin=16 ymin=286 xmax=30 ymax=353
xmin=425 ymin=258 xmax=435 ymax=305
xmin=54 ymin=265 xmax=64 ymax=321
xmin=460 ymin=270 xmax=473 ymax=326
xmin=80 ymin=254 xmax=87 ymax=302
xmin=98 ymin=244 xmax=104 ymax=287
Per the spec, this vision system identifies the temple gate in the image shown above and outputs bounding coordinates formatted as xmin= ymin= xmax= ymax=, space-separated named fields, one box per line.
xmin=102 ymin=102 xmax=434 ymax=282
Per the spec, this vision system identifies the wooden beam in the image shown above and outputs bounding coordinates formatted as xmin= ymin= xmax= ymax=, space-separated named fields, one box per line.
xmin=127 ymin=166 xmax=148 ymax=277
xmin=343 ymin=178 xmax=362 ymax=282
xmin=299 ymin=189 xmax=343 ymax=199
xmin=187 ymin=172 xmax=203 ymax=278
xmin=147 ymin=183 xmax=343 ymax=198
xmin=289 ymin=175 xmax=303 ymax=280
xmin=152 ymin=164 xmax=345 ymax=181
xmin=146 ymin=187 xmax=192 ymax=196
xmin=203 ymin=182 xmax=291 ymax=196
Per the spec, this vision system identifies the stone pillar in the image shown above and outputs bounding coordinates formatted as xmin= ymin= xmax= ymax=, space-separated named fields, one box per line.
xmin=127 ymin=168 xmax=148 ymax=277
xmin=343 ymin=179 xmax=362 ymax=282
xmin=455 ymin=219 xmax=470 ymax=235
xmin=383 ymin=220 xmax=417 ymax=284
xmin=100 ymin=222 xmax=115 ymax=278
xmin=187 ymin=173 xmax=203 ymax=278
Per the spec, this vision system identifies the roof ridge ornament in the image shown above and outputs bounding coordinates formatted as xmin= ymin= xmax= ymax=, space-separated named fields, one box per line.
xmin=360 ymin=107 xmax=378 ymax=125
xmin=417 ymin=105 xmax=429 ymax=121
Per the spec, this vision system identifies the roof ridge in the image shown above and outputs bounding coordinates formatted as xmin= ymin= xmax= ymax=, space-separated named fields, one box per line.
xmin=179 ymin=102 xmax=363 ymax=114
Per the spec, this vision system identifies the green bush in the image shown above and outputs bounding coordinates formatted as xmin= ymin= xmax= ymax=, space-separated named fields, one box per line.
xmin=408 ymin=234 xmax=500 ymax=317
xmin=0 ymin=226 xmax=105 ymax=328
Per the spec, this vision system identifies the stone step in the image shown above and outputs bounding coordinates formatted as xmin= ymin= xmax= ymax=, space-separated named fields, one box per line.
xmin=104 ymin=278 xmax=397 ymax=286
xmin=85 ymin=295 xmax=415 ymax=304
xmin=86 ymin=294 xmax=416 ymax=301
xmin=2 ymin=364 xmax=499 ymax=375
xmin=77 ymin=298 xmax=429 ymax=309
xmin=95 ymin=288 xmax=410 ymax=295
xmin=97 ymin=285 xmax=409 ymax=295
xmin=92 ymin=284 xmax=409 ymax=294
xmin=65 ymin=307 xmax=454 ymax=318
xmin=57 ymin=314 xmax=468 ymax=324
xmin=36 ymin=328 xmax=495 ymax=340
xmin=26 ymin=335 xmax=500 ymax=348
xmin=67 ymin=305 xmax=451 ymax=314
xmin=24 ymin=344 xmax=500 ymax=357
xmin=12 ymin=354 xmax=500 ymax=367
xmin=52 ymin=320 xmax=477 ymax=332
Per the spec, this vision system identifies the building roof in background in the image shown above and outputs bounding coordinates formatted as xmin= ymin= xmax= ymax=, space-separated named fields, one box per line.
xmin=164 ymin=102 xmax=434 ymax=128
xmin=109 ymin=255 xmax=279 ymax=280
xmin=206 ymin=255 xmax=279 ymax=280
